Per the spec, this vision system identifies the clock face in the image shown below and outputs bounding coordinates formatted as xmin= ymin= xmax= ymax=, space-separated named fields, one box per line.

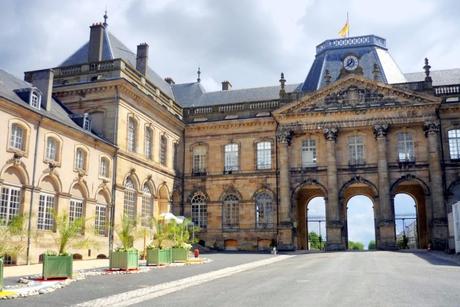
xmin=343 ymin=55 xmax=359 ymax=71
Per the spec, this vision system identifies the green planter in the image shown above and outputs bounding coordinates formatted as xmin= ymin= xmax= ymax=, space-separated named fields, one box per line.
xmin=0 ymin=258 xmax=3 ymax=291
xmin=172 ymin=247 xmax=189 ymax=262
xmin=42 ymin=254 xmax=73 ymax=280
xmin=110 ymin=250 xmax=139 ymax=270
xmin=146 ymin=248 xmax=171 ymax=265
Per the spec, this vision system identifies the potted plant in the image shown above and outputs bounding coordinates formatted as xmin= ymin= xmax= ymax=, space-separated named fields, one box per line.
xmin=42 ymin=211 xmax=88 ymax=280
xmin=110 ymin=215 xmax=139 ymax=270
xmin=0 ymin=215 xmax=27 ymax=289
xmin=170 ymin=219 xmax=197 ymax=262
xmin=146 ymin=218 xmax=171 ymax=266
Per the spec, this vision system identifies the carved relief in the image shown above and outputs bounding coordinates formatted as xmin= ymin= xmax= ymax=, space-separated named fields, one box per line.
xmin=424 ymin=121 xmax=440 ymax=136
xmin=276 ymin=128 xmax=294 ymax=145
xmin=373 ymin=123 xmax=389 ymax=138
xmin=323 ymin=127 xmax=338 ymax=141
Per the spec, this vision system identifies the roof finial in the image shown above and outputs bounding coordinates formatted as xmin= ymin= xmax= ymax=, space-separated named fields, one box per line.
xmin=279 ymin=72 xmax=286 ymax=97
xmin=197 ymin=67 xmax=201 ymax=83
xmin=423 ymin=57 xmax=432 ymax=83
xmin=103 ymin=8 xmax=108 ymax=27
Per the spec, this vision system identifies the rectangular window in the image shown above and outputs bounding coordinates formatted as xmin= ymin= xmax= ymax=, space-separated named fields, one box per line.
xmin=75 ymin=149 xmax=85 ymax=170
xmin=0 ymin=187 xmax=21 ymax=225
xmin=38 ymin=193 xmax=54 ymax=230
xmin=160 ymin=136 xmax=167 ymax=166
xmin=397 ymin=133 xmax=415 ymax=162
xmin=145 ymin=128 xmax=153 ymax=160
xmin=69 ymin=199 xmax=83 ymax=223
xmin=192 ymin=203 xmax=207 ymax=228
xmin=99 ymin=157 xmax=109 ymax=178
xmin=257 ymin=142 xmax=271 ymax=170
xmin=46 ymin=138 xmax=57 ymax=161
xmin=127 ymin=119 xmax=136 ymax=152
xmin=95 ymin=204 xmax=106 ymax=236
xmin=124 ymin=189 xmax=136 ymax=221
xmin=30 ymin=92 xmax=41 ymax=109
xmin=224 ymin=143 xmax=239 ymax=172
xmin=449 ymin=129 xmax=460 ymax=160
xmin=348 ymin=136 xmax=364 ymax=165
xmin=192 ymin=146 xmax=207 ymax=174
xmin=10 ymin=124 xmax=24 ymax=150
xmin=302 ymin=139 xmax=317 ymax=167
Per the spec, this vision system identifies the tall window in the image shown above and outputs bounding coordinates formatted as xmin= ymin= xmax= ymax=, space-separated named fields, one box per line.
xmin=124 ymin=178 xmax=136 ymax=220
xmin=224 ymin=143 xmax=239 ymax=172
xmin=69 ymin=199 xmax=83 ymax=223
xmin=99 ymin=157 xmax=110 ymax=178
xmin=141 ymin=184 xmax=154 ymax=227
xmin=397 ymin=132 xmax=415 ymax=162
xmin=223 ymin=194 xmax=239 ymax=230
xmin=160 ymin=135 xmax=168 ymax=166
xmin=0 ymin=186 xmax=21 ymax=225
xmin=191 ymin=193 xmax=207 ymax=228
xmin=46 ymin=137 xmax=58 ymax=162
xmin=75 ymin=148 xmax=86 ymax=170
xmin=127 ymin=118 xmax=137 ymax=152
xmin=448 ymin=129 xmax=460 ymax=160
xmin=95 ymin=204 xmax=107 ymax=236
xmin=10 ymin=124 xmax=25 ymax=151
xmin=256 ymin=142 xmax=271 ymax=170
xmin=37 ymin=193 xmax=54 ymax=230
xmin=30 ymin=91 xmax=41 ymax=109
xmin=145 ymin=127 xmax=153 ymax=160
xmin=255 ymin=192 xmax=273 ymax=228
xmin=302 ymin=139 xmax=317 ymax=167
xmin=348 ymin=136 xmax=364 ymax=165
xmin=192 ymin=145 xmax=207 ymax=174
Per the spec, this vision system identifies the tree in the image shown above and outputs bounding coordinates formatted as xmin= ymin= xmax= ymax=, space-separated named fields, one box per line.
xmin=308 ymin=232 xmax=325 ymax=250
xmin=368 ymin=240 xmax=376 ymax=250
xmin=348 ymin=241 xmax=364 ymax=251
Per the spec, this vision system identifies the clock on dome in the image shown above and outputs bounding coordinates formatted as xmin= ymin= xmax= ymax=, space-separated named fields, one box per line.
xmin=343 ymin=55 xmax=359 ymax=71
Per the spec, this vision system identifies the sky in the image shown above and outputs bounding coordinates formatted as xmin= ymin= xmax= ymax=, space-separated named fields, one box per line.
xmin=1 ymin=0 xmax=460 ymax=92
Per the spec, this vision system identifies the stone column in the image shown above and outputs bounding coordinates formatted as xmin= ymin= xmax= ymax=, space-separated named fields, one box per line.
xmin=323 ymin=127 xmax=344 ymax=250
xmin=276 ymin=128 xmax=294 ymax=250
xmin=424 ymin=121 xmax=448 ymax=249
xmin=373 ymin=123 xmax=396 ymax=249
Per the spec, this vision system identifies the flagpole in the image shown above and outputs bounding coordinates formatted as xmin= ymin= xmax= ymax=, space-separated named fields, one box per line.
xmin=347 ymin=12 xmax=349 ymax=37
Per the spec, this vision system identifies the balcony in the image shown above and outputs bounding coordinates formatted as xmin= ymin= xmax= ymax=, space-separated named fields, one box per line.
xmin=223 ymin=224 xmax=239 ymax=232
xmin=398 ymin=156 xmax=416 ymax=168
xmin=348 ymin=158 xmax=366 ymax=167
xmin=223 ymin=167 xmax=239 ymax=175
xmin=192 ymin=168 xmax=207 ymax=177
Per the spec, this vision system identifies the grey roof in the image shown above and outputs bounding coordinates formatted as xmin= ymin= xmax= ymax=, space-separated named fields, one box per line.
xmin=172 ymin=83 xmax=302 ymax=107
xmin=404 ymin=68 xmax=460 ymax=86
xmin=0 ymin=69 xmax=111 ymax=144
xmin=60 ymin=30 xmax=175 ymax=99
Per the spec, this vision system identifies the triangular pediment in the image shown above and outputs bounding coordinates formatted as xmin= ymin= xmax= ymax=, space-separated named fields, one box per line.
xmin=274 ymin=75 xmax=440 ymax=117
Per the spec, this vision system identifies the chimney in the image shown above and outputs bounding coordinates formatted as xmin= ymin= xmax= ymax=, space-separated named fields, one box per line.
xmin=24 ymin=69 xmax=54 ymax=111
xmin=136 ymin=43 xmax=149 ymax=75
xmin=222 ymin=81 xmax=232 ymax=91
xmin=164 ymin=77 xmax=175 ymax=85
xmin=88 ymin=23 xmax=105 ymax=63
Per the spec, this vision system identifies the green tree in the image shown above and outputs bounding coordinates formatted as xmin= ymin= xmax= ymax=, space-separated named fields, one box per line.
xmin=308 ymin=232 xmax=325 ymax=250
xmin=368 ymin=240 xmax=376 ymax=250
xmin=348 ymin=241 xmax=364 ymax=251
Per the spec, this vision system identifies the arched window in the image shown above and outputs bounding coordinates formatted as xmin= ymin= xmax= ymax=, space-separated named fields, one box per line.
xmin=141 ymin=183 xmax=154 ymax=227
xmin=397 ymin=132 xmax=415 ymax=162
xmin=10 ymin=123 xmax=25 ymax=151
xmin=124 ymin=178 xmax=136 ymax=220
xmin=99 ymin=157 xmax=110 ymax=178
xmin=223 ymin=194 xmax=239 ymax=230
xmin=45 ymin=137 xmax=59 ymax=162
xmin=348 ymin=135 xmax=364 ymax=165
xmin=127 ymin=118 xmax=137 ymax=152
xmin=302 ymin=139 xmax=317 ymax=167
xmin=448 ymin=129 xmax=460 ymax=160
xmin=192 ymin=145 xmax=207 ymax=174
xmin=224 ymin=143 xmax=239 ymax=172
xmin=256 ymin=141 xmax=271 ymax=170
xmin=255 ymin=192 xmax=273 ymax=228
xmin=144 ymin=127 xmax=153 ymax=160
xmin=160 ymin=135 xmax=168 ymax=166
xmin=75 ymin=148 xmax=87 ymax=171
xmin=191 ymin=192 xmax=207 ymax=228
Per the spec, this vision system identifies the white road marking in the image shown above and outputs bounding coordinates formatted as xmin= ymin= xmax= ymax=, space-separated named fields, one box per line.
xmin=73 ymin=255 xmax=293 ymax=307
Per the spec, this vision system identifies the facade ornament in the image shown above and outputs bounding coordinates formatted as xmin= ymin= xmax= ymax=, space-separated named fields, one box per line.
xmin=197 ymin=67 xmax=201 ymax=83
xmin=324 ymin=69 xmax=331 ymax=85
xmin=423 ymin=58 xmax=432 ymax=83
xmin=424 ymin=121 xmax=439 ymax=137
xmin=276 ymin=127 xmax=293 ymax=145
xmin=372 ymin=63 xmax=380 ymax=81
xmin=323 ymin=127 xmax=338 ymax=142
xmin=373 ymin=123 xmax=389 ymax=138
xmin=279 ymin=72 xmax=286 ymax=97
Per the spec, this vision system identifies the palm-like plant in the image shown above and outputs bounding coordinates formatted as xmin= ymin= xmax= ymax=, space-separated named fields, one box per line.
xmin=0 ymin=214 xmax=27 ymax=258
xmin=53 ymin=211 xmax=86 ymax=255
xmin=115 ymin=215 xmax=137 ymax=251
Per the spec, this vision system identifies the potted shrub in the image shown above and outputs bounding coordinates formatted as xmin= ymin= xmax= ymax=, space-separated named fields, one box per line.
xmin=146 ymin=218 xmax=171 ymax=266
xmin=110 ymin=216 xmax=139 ymax=270
xmin=0 ymin=215 xmax=27 ymax=289
xmin=42 ymin=211 xmax=88 ymax=280
xmin=170 ymin=219 xmax=198 ymax=262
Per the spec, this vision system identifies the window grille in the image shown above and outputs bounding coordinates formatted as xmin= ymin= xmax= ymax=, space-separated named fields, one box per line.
xmin=223 ymin=194 xmax=239 ymax=229
xmin=191 ymin=193 xmax=207 ymax=228
xmin=224 ymin=143 xmax=239 ymax=172
xmin=448 ymin=129 xmax=460 ymax=160
xmin=255 ymin=192 xmax=273 ymax=228
xmin=256 ymin=142 xmax=271 ymax=169
xmin=124 ymin=179 xmax=136 ymax=221
xmin=38 ymin=193 xmax=54 ymax=230
xmin=0 ymin=187 xmax=20 ymax=225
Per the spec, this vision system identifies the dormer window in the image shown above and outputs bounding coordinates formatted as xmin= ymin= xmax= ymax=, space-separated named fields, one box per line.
xmin=30 ymin=91 xmax=41 ymax=109
xmin=82 ymin=113 xmax=91 ymax=131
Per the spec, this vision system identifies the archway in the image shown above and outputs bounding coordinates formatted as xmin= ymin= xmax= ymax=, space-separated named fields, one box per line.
xmin=158 ymin=184 xmax=170 ymax=214
xmin=394 ymin=193 xmax=417 ymax=249
xmin=346 ymin=195 xmax=376 ymax=250
xmin=306 ymin=197 xmax=326 ymax=250
xmin=293 ymin=180 xmax=327 ymax=250
xmin=391 ymin=177 xmax=429 ymax=249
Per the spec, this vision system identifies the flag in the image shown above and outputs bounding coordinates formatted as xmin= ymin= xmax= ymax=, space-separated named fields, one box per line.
xmin=338 ymin=14 xmax=349 ymax=38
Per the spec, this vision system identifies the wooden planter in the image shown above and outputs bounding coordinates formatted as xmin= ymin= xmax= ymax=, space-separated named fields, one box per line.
xmin=171 ymin=247 xmax=189 ymax=262
xmin=42 ymin=254 xmax=73 ymax=280
xmin=0 ymin=258 xmax=3 ymax=290
xmin=110 ymin=250 xmax=139 ymax=270
xmin=146 ymin=248 xmax=171 ymax=266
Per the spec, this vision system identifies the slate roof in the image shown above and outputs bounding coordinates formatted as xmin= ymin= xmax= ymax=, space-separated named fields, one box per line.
xmin=172 ymin=83 xmax=302 ymax=107
xmin=404 ymin=68 xmax=460 ymax=86
xmin=60 ymin=30 xmax=175 ymax=99
xmin=0 ymin=69 xmax=111 ymax=144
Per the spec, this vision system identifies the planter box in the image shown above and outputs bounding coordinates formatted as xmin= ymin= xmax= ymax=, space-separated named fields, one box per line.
xmin=0 ymin=258 xmax=3 ymax=290
xmin=172 ymin=247 xmax=189 ymax=262
xmin=146 ymin=248 xmax=171 ymax=265
xmin=110 ymin=250 xmax=139 ymax=270
xmin=42 ymin=254 xmax=73 ymax=280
